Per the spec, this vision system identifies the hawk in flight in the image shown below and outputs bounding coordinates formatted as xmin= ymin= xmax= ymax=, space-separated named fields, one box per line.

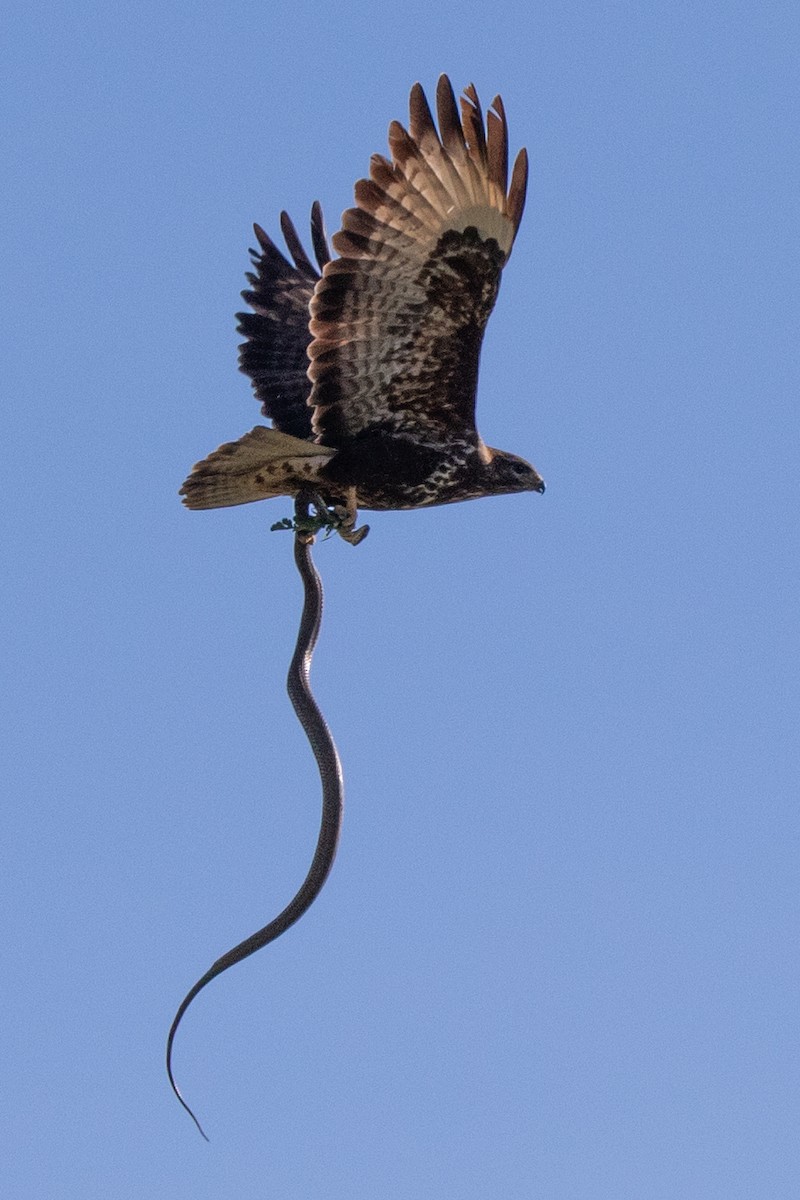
xmin=181 ymin=76 xmax=545 ymax=542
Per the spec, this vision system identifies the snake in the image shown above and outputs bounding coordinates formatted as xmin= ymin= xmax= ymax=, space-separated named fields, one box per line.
xmin=166 ymin=494 xmax=344 ymax=1139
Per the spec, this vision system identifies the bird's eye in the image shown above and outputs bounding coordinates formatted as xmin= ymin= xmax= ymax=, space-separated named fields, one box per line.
xmin=511 ymin=461 xmax=529 ymax=475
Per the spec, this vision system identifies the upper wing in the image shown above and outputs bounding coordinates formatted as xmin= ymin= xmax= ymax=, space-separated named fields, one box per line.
xmin=308 ymin=76 xmax=528 ymax=447
xmin=236 ymin=203 xmax=331 ymax=440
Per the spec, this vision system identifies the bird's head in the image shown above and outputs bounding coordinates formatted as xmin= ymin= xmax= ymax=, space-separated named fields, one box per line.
xmin=483 ymin=446 xmax=546 ymax=496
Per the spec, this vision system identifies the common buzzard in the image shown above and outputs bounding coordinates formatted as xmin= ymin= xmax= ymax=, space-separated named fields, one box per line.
xmin=180 ymin=76 xmax=545 ymax=542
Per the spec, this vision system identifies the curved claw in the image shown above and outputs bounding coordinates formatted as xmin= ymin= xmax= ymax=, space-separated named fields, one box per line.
xmin=271 ymin=495 xmax=369 ymax=544
xmin=331 ymin=488 xmax=369 ymax=545
xmin=337 ymin=522 xmax=369 ymax=545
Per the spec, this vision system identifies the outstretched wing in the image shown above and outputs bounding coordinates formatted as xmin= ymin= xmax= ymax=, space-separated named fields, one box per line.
xmin=308 ymin=76 xmax=528 ymax=448
xmin=237 ymin=203 xmax=331 ymax=440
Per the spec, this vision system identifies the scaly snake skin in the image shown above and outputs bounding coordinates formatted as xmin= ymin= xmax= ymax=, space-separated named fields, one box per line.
xmin=167 ymin=495 xmax=344 ymax=1138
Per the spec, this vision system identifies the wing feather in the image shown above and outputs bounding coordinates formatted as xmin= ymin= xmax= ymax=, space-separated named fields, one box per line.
xmin=279 ymin=211 xmax=316 ymax=276
xmin=387 ymin=122 xmax=458 ymax=218
xmin=368 ymin=153 xmax=454 ymax=233
xmin=460 ymin=84 xmax=488 ymax=170
xmin=308 ymin=77 xmax=528 ymax=446
xmin=408 ymin=81 xmax=438 ymax=146
xmin=435 ymin=75 xmax=466 ymax=159
xmin=507 ymin=147 xmax=529 ymax=237
xmin=487 ymin=95 xmax=509 ymax=199
xmin=236 ymin=206 xmax=331 ymax=439
xmin=310 ymin=200 xmax=332 ymax=269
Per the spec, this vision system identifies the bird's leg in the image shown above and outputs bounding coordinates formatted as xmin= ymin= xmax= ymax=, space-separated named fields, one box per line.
xmin=332 ymin=488 xmax=369 ymax=545
xmin=309 ymin=492 xmax=368 ymax=543
xmin=272 ymin=490 xmax=368 ymax=543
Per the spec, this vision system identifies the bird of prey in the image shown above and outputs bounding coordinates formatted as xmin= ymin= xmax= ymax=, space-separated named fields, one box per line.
xmin=180 ymin=75 xmax=545 ymax=542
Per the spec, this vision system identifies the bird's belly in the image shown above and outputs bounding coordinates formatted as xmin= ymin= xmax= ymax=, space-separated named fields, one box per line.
xmin=320 ymin=433 xmax=476 ymax=512
xmin=355 ymin=474 xmax=478 ymax=511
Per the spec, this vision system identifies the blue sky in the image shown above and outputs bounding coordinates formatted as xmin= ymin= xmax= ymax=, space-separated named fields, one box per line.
xmin=2 ymin=1 xmax=798 ymax=1196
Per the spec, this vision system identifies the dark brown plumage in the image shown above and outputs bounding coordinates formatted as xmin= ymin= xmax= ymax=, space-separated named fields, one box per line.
xmin=181 ymin=76 xmax=545 ymax=539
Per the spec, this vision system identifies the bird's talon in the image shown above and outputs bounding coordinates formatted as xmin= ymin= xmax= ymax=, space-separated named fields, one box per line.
xmin=272 ymin=496 xmax=367 ymax=544
xmin=338 ymin=523 xmax=369 ymax=546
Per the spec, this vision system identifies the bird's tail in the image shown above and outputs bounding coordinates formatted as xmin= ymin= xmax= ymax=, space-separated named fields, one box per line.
xmin=180 ymin=425 xmax=335 ymax=510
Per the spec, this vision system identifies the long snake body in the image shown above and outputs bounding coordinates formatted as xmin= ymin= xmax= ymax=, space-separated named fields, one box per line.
xmin=167 ymin=496 xmax=344 ymax=1138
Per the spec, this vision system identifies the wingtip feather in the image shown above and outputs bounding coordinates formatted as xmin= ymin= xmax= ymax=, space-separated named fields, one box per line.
xmin=507 ymin=147 xmax=529 ymax=234
xmin=310 ymin=201 xmax=331 ymax=269
xmin=460 ymin=83 xmax=487 ymax=168
xmin=486 ymin=95 xmax=509 ymax=196
xmin=436 ymin=74 xmax=465 ymax=157
xmin=408 ymin=81 xmax=437 ymax=144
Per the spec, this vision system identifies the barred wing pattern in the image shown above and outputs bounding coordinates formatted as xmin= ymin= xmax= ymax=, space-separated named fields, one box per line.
xmin=237 ymin=204 xmax=330 ymax=440
xmin=308 ymin=76 xmax=528 ymax=448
